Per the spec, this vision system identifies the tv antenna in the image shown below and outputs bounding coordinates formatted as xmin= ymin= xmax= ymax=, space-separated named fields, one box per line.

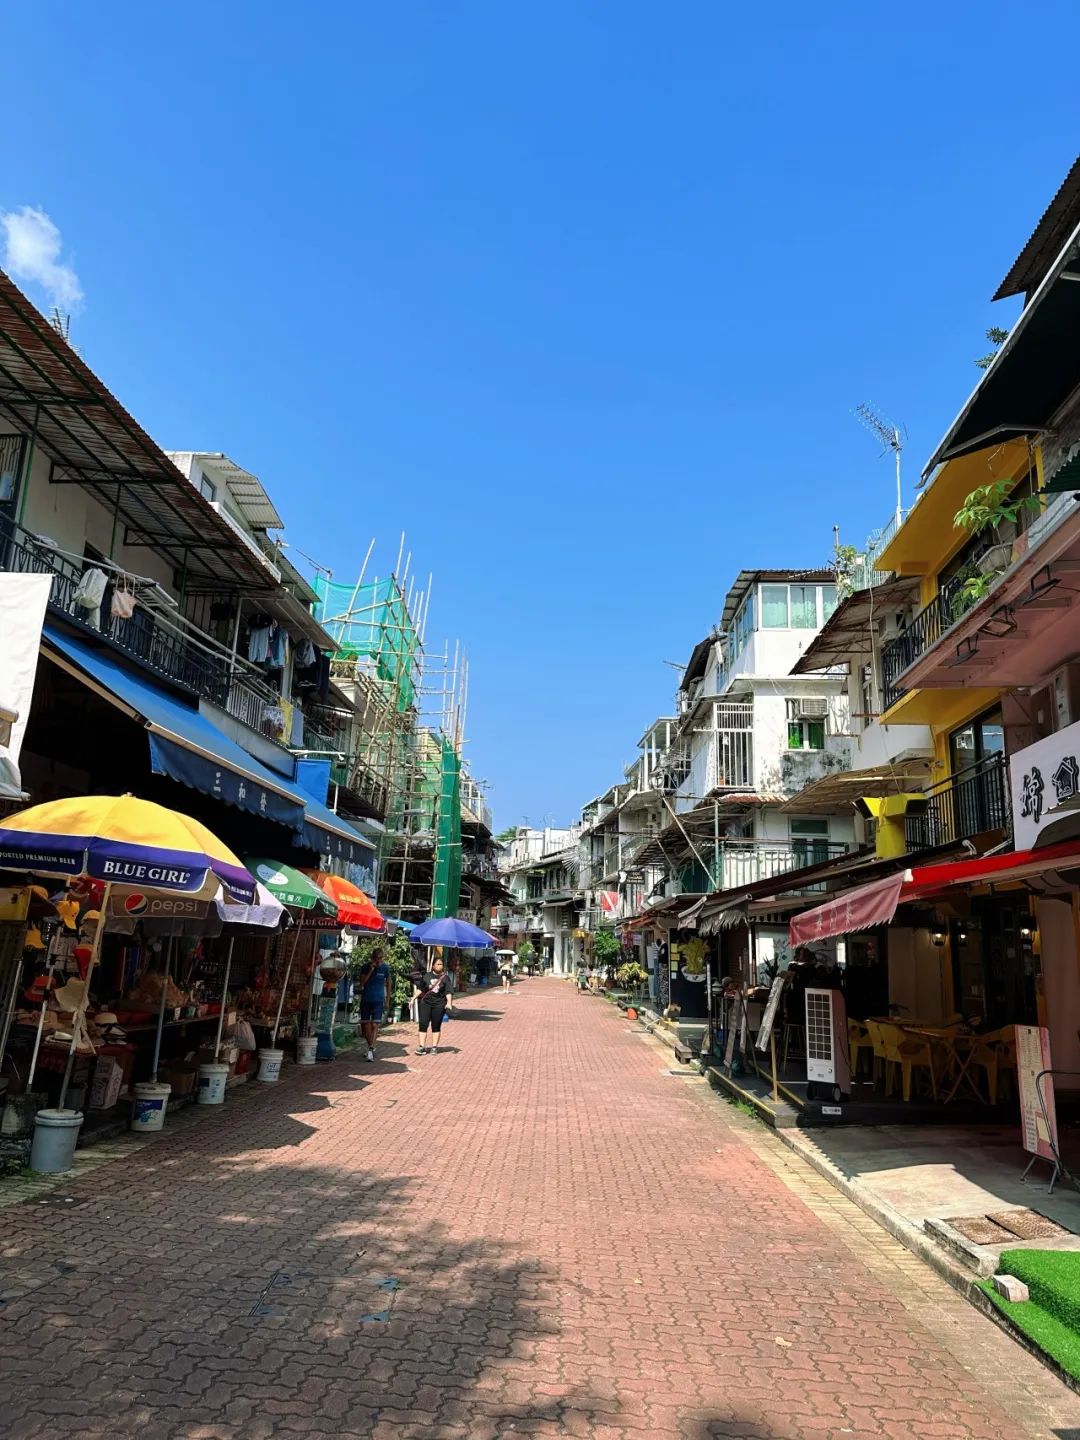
xmin=855 ymin=403 xmax=904 ymax=530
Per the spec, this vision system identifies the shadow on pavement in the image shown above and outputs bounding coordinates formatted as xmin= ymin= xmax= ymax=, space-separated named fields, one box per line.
xmin=0 ymin=1063 xmax=654 ymax=1440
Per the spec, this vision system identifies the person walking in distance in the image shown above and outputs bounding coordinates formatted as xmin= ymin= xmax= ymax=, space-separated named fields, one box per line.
xmin=415 ymin=955 xmax=453 ymax=1055
xmin=357 ymin=945 xmax=392 ymax=1063
xmin=499 ymin=951 xmax=514 ymax=995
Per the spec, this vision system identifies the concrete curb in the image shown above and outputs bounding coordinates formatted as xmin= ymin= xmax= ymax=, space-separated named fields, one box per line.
xmin=747 ymin=1110 xmax=1080 ymax=1397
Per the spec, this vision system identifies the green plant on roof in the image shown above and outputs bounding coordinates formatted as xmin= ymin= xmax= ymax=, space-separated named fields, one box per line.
xmin=953 ymin=478 xmax=1040 ymax=536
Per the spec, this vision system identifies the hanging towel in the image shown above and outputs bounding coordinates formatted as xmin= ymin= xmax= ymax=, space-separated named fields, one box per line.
xmin=268 ymin=623 xmax=287 ymax=669
xmin=247 ymin=623 xmax=272 ymax=664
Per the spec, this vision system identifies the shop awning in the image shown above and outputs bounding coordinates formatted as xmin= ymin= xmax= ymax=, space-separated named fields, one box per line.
xmin=790 ymin=872 xmax=906 ymax=946
xmin=246 ymin=857 xmax=337 ymax=914
xmin=906 ymin=840 xmax=1080 ymax=897
xmin=43 ymin=626 xmax=306 ymax=833
xmin=790 ymin=840 xmax=1080 ymax=945
xmin=698 ymin=897 xmax=752 ymax=936
xmin=44 ymin=628 xmax=380 ymax=874
xmin=302 ymin=800 xmax=377 ymax=873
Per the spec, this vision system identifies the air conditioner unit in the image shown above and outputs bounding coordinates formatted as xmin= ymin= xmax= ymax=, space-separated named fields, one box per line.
xmin=796 ymin=697 xmax=829 ymax=719
xmin=804 ymin=987 xmax=850 ymax=1102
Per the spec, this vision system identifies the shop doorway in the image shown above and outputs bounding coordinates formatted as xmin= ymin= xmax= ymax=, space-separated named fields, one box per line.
xmin=951 ymin=899 xmax=1039 ymax=1030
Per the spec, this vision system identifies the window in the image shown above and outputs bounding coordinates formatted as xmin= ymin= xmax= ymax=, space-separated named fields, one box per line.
xmin=788 ymin=718 xmax=825 ymax=750
xmin=731 ymin=594 xmax=754 ymax=657
xmin=790 ymin=585 xmax=818 ymax=628
xmin=761 ymin=584 xmax=789 ymax=627
xmin=786 ymin=700 xmax=827 ymax=750
xmin=193 ymin=469 xmax=217 ymax=503
xmin=790 ymin=816 xmax=830 ymax=865
xmin=759 ymin=582 xmax=834 ymax=629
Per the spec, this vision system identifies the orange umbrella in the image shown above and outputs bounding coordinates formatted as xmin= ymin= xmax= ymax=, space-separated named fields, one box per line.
xmin=308 ymin=872 xmax=384 ymax=931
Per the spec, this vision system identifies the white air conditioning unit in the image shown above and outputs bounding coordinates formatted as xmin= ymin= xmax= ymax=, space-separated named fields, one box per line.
xmin=804 ymin=988 xmax=850 ymax=1102
xmin=796 ymin=697 xmax=829 ymax=719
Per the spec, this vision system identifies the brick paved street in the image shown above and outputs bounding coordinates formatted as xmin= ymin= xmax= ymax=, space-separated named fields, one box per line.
xmin=3 ymin=980 xmax=1080 ymax=1440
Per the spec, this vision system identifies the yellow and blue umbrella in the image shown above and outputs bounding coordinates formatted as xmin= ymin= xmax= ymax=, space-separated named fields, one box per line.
xmin=0 ymin=794 xmax=255 ymax=903
xmin=0 ymin=794 xmax=255 ymax=1108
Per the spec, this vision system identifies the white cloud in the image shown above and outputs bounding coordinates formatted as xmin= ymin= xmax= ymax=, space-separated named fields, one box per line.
xmin=1 ymin=206 xmax=83 ymax=310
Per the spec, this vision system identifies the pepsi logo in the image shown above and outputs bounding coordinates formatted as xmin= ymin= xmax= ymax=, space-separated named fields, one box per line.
xmin=124 ymin=893 xmax=149 ymax=915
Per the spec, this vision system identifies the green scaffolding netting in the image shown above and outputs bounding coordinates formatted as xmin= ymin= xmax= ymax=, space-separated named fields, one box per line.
xmin=312 ymin=576 xmax=418 ymax=712
xmin=431 ymin=735 xmax=462 ymax=918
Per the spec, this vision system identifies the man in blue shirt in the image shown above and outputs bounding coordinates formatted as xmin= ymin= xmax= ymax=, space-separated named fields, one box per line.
xmin=357 ymin=946 xmax=392 ymax=1062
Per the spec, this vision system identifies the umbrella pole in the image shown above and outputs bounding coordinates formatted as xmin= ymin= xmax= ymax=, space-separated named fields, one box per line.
xmin=271 ymin=925 xmax=303 ymax=1045
xmin=58 ymin=881 xmax=113 ymax=1110
xmin=26 ymin=943 xmax=62 ymax=1091
xmin=213 ymin=937 xmax=236 ymax=1062
xmin=150 ymin=923 xmax=175 ymax=1084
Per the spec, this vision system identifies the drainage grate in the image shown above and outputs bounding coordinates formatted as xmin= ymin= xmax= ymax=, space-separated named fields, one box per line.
xmin=946 ymin=1208 xmax=1070 ymax=1245
xmin=946 ymin=1215 xmax=1014 ymax=1245
xmin=986 ymin=1209 xmax=1069 ymax=1241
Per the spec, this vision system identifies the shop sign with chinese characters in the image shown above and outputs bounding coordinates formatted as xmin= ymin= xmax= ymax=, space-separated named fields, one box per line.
xmin=1009 ymin=718 xmax=1080 ymax=849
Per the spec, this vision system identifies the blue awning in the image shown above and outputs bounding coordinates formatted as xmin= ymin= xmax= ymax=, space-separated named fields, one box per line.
xmin=43 ymin=627 xmax=306 ymax=832
xmin=303 ymin=797 xmax=377 ymax=869
xmin=43 ymin=627 xmax=380 ymax=868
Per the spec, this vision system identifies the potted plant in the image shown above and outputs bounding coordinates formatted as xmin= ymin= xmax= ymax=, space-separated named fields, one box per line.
xmin=591 ymin=927 xmax=620 ymax=989
xmin=517 ymin=938 xmax=535 ymax=975
xmin=615 ymin=961 xmax=649 ymax=1018
xmin=953 ymin=479 xmax=1041 ymax=582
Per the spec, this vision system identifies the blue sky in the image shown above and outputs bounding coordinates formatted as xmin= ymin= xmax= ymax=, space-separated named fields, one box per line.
xmin=3 ymin=3 xmax=1078 ymax=828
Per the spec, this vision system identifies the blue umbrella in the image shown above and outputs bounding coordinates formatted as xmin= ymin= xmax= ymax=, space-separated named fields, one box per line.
xmin=410 ymin=916 xmax=496 ymax=949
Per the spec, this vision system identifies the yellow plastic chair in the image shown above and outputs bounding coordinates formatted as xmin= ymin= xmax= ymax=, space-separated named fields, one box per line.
xmin=879 ymin=1022 xmax=938 ymax=1103
xmin=848 ymin=1019 xmax=874 ymax=1081
xmin=863 ymin=1019 xmax=889 ymax=1088
xmin=969 ymin=1026 xmax=1016 ymax=1104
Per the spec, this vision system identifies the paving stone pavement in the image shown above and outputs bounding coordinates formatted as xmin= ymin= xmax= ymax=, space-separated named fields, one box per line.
xmin=3 ymin=980 xmax=1080 ymax=1440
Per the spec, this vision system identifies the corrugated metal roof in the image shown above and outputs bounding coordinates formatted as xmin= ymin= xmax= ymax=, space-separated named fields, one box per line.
xmin=720 ymin=568 xmax=835 ymax=630
xmin=789 ymin=576 xmax=920 ymax=675
xmin=0 ymin=272 xmax=272 ymax=591
xmin=994 ymin=155 xmax=1080 ymax=301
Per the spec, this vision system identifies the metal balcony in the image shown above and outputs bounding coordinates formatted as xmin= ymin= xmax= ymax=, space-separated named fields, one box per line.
xmin=2 ymin=520 xmax=289 ymax=748
xmin=714 ymin=839 xmax=850 ymax=892
xmin=905 ymin=753 xmax=1009 ymax=851
xmin=881 ymin=577 xmax=983 ymax=708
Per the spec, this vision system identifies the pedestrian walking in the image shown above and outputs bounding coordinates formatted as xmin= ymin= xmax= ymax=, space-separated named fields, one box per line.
xmin=357 ymin=945 xmax=392 ymax=1062
xmin=499 ymin=950 xmax=514 ymax=994
xmin=414 ymin=955 xmax=453 ymax=1054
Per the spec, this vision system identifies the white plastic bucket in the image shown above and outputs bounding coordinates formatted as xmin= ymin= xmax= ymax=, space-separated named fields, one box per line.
xmin=296 ymin=1036 xmax=317 ymax=1066
xmin=130 ymin=1081 xmax=171 ymax=1132
xmin=257 ymin=1047 xmax=284 ymax=1083
xmin=29 ymin=1108 xmax=84 ymax=1173
xmin=196 ymin=1063 xmax=229 ymax=1106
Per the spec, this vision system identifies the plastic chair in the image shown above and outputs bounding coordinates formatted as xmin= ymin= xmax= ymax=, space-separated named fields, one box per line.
xmin=878 ymin=1022 xmax=937 ymax=1103
xmin=863 ymin=1019 xmax=889 ymax=1088
xmin=848 ymin=1019 xmax=874 ymax=1081
xmin=969 ymin=1026 xmax=1016 ymax=1104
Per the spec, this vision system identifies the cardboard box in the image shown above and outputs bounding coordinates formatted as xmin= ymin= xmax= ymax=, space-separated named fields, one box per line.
xmin=88 ymin=1056 xmax=123 ymax=1111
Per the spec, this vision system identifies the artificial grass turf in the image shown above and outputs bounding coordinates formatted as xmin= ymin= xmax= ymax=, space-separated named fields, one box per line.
xmin=979 ymin=1249 xmax=1080 ymax=1383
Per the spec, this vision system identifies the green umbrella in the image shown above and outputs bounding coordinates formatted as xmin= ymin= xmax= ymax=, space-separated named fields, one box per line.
xmin=245 ymin=858 xmax=337 ymax=915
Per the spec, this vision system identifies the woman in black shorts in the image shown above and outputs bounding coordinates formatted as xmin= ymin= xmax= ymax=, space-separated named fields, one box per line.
xmin=415 ymin=955 xmax=453 ymax=1054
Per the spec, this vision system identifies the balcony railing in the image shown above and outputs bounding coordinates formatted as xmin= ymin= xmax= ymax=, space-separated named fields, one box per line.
xmin=2 ymin=521 xmax=295 ymax=749
xmin=714 ymin=839 xmax=850 ymax=892
xmin=711 ymin=728 xmax=754 ymax=791
xmin=880 ymin=576 xmax=981 ymax=708
xmin=905 ymin=753 xmax=1009 ymax=851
